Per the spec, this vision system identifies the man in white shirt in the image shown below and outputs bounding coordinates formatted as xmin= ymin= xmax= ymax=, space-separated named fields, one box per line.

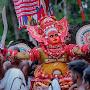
xmin=0 ymin=68 xmax=27 ymax=90
xmin=48 ymin=78 xmax=61 ymax=90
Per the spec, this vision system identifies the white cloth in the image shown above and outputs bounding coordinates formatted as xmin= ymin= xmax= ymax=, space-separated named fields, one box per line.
xmin=48 ymin=78 xmax=61 ymax=90
xmin=0 ymin=79 xmax=4 ymax=90
xmin=0 ymin=68 xmax=27 ymax=90
xmin=26 ymin=77 xmax=31 ymax=90
xmin=48 ymin=85 xmax=52 ymax=90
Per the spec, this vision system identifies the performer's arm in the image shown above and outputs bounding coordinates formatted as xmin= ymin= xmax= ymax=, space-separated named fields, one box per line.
xmin=1 ymin=47 xmax=40 ymax=61
xmin=65 ymin=44 xmax=89 ymax=56
xmin=14 ymin=47 xmax=40 ymax=61
xmin=1 ymin=48 xmax=30 ymax=60
xmin=15 ymin=52 xmax=30 ymax=60
xmin=72 ymin=44 xmax=89 ymax=55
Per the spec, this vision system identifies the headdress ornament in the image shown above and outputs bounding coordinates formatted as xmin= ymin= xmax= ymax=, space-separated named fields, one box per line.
xmin=27 ymin=15 xmax=68 ymax=43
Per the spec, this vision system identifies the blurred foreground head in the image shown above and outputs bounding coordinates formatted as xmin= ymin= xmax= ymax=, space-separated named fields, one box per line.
xmin=68 ymin=59 xmax=89 ymax=83
xmin=83 ymin=66 xmax=90 ymax=90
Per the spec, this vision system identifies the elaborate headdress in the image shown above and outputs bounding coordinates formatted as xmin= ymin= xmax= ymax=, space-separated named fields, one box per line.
xmin=27 ymin=15 xmax=68 ymax=43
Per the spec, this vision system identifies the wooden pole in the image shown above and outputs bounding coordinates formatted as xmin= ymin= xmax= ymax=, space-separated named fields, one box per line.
xmin=9 ymin=0 xmax=19 ymax=40
xmin=63 ymin=0 xmax=68 ymax=19
xmin=1 ymin=6 xmax=8 ymax=46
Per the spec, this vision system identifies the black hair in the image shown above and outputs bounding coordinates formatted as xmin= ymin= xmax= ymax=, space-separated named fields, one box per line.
xmin=29 ymin=60 xmax=38 ymax=76
xmin=83 ymin=66 xmax=90 ymax=84
xmin=13 ymin=47 xmax=20 ymax=52
xmin=8 ymin=39 xmax=35 ymax=49
xmin=30 ymin=60 xmax=38 ymax=67
xmin=68 ymin=59 xmax=89 ymax=77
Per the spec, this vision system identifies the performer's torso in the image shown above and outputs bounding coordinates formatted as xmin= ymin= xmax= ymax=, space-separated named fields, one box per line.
xmin=38 ymin=45 xmax=68 ymax=63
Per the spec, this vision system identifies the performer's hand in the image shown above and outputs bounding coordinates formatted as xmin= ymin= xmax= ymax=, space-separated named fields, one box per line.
xmin=15 ymin=52 xmax=30 ymax=60
xmin=73 ymin=46 xmax=83 ymax=55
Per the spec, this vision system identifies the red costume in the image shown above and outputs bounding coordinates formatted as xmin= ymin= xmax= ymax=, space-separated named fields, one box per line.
xmin=26 ymin=15 xmax=89 ymax=89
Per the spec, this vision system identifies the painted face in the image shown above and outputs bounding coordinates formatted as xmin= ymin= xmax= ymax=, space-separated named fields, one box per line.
xmin=47 ymin=30 xmax=61 ymax=45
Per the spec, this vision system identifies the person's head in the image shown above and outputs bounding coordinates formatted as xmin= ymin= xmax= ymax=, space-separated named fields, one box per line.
xmin=45 ymin=27 xmax=61 ymax=45
xmin=82 ymin=66 xmax=90 ymax=90
xmin=68 ymin=60 xmax=89 ymax=84
xmin=19 ymin=61 xmax=30 ymax=78
xmin=65 ymin=30 xmax=72 ymax=44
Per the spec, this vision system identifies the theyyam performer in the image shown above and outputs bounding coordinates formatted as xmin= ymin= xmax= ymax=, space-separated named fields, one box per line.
xmin=26 ymin=15 xmax=90 ymax=89
xmin=1 ymin=15 xmax=90 ymax=89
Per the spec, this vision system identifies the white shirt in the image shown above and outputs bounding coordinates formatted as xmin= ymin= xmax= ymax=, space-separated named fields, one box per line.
xmin=0 ymin=68 xmax=27 ymax=90
xmin=48 ymin=78 xmax=61 ymax=90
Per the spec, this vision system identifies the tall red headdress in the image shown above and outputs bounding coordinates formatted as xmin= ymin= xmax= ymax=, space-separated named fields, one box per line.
xmin=27 ymin=15 xmax=69 ymax=43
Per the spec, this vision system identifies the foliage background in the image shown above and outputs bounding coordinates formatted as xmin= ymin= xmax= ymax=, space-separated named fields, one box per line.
xmin=0 ymin=0 xmax=90 ymax=45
